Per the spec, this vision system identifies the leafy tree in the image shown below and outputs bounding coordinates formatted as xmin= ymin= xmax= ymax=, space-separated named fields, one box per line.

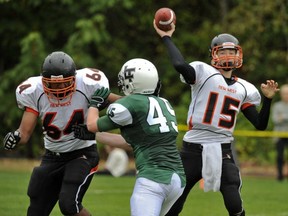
xmin=0 ymin=0 xmax=287 ymax=163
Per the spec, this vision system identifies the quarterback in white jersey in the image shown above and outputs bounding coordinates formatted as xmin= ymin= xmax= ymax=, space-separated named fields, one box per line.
xmin=183 ymin=61 xmax=261 ymax=144
xmin=154 ymin=22 xmax=279 ymax=216
xmin=3 ymin=51 xmax=122 ymax=216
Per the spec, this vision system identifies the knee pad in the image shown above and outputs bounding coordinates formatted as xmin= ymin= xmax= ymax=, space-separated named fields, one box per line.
xmin=222 ymin=161 xmax=241 ymax=187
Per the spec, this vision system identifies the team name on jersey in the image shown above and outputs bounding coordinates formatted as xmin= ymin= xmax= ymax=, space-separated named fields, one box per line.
xmin=218 ymin=85 xmax=237 ymax=93
xmin=50 ymin=101 xmax=72 ymax=107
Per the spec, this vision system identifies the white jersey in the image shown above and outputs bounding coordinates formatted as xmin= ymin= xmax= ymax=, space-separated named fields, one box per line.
xmin=16 ymin=68 xmax=109 ymax=152
xmin=181 ymin=61 xmax=261 ymax=143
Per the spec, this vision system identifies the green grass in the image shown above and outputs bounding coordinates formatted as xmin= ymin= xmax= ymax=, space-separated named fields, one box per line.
xmin=0 ymin=170 xmax=287 ymax=216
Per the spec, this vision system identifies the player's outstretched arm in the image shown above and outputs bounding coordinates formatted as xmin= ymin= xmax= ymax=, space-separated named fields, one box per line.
xmin=242 ymin=80 xmax=279 ymax=130
xmin=153 ymin=20 xmax=195 ymax=84
xmin=108 ymin=93 xmax=122 ymax=103
xmin=96 ymin=132 xmax=131 ymax=150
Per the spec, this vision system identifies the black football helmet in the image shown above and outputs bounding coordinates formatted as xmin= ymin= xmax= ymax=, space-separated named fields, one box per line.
xmin=209 ymin=33 xmax=243 ymax=70
xmin=41 ymin=51 xmax=76 ymax=105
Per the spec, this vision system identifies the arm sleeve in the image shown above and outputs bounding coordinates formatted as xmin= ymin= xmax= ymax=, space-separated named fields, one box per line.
xmin=97 ymin=102 xmax=133 ymax=131
xmin=162 ymin=36 xmax=196 ymax=84
xmin=97 ymin=115 xmax=120 ymax=132
xmin=242 ymin=97 xmax=272 ymax=130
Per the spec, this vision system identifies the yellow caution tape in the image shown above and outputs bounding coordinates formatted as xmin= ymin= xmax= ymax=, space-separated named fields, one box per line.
xmin=177 ymin=124 xmax=288 ymax=138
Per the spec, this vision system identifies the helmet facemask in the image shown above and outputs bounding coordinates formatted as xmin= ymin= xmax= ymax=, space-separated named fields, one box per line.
xmin=42 ymin=75 xmax=75 ymax=106
xmin=209 ymin=33 xmax=243 ymax=71
xmin=211 ymin=43 xmax=243 ymax=70
xmin=117 ymin=73 xmax=134 ymax=96
xmin=41 ymin=51 xmax=76 ymax=106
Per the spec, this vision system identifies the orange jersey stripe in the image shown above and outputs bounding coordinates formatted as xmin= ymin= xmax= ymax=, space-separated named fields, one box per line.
xmin=26 ymin=107 xmax=39 ymax=116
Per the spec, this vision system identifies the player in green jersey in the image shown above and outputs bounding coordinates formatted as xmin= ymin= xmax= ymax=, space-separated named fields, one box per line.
xmin=74 ymin=58 xmax=186 ymax=216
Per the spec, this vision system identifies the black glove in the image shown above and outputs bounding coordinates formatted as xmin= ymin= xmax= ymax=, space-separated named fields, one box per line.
xmin=90 ymin=87 xmax=111 ymax=111
xmin=3 ymin=131 xmax=21 ymax=150
xmin=72 ymin=124 xmax=96 ymax=140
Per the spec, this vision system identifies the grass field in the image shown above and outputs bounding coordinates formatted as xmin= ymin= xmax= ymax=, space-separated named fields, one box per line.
xmin=0 ymin=159 xmax=287 ymax=216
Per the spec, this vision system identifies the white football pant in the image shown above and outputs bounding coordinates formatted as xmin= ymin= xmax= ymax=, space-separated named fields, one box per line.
xmin=130 ymin=173 xmax=184 ymax=216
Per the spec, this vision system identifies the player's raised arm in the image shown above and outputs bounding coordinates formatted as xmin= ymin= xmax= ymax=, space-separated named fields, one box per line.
xmin=153 ymin=10 xmax=196 ymax=85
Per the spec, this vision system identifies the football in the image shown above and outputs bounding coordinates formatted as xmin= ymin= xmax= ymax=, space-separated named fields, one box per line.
xmin=154 ymin=7 xmax=176 ymax=31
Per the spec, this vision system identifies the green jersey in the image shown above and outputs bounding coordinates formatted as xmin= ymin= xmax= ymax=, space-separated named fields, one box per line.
xmin=97 ymin=94 xmax=185 ymax=186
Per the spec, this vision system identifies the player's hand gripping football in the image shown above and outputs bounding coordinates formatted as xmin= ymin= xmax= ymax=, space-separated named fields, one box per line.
xmin=3 ymin=131 xmax=21 ymax=150
xmin=90 ymin=87 xmax=111 ymax=111
xmin=153 ymin=19 xmax=175 ymax=38
xmin=72 ymin=124 xmax=96 ymax=140
xmin=260 ymin=80 xmax=279 ymax=99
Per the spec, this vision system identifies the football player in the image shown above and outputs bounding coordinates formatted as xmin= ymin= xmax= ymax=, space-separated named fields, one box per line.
xmin=3 ymin=51 xmax=123 ymax=216
xmin=75 ymin=58 xmax=186 ymax=216
xmin=153 ymin=22 xmax=279 ymax=216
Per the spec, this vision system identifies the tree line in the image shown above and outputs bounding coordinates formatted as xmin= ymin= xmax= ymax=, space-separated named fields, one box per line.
xmin=0 ymin=0 xmax=287 ymax=162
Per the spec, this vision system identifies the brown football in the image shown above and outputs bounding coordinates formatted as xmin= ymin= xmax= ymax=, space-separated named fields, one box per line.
xmin=154 ymin=7 xmax=176 ymax=31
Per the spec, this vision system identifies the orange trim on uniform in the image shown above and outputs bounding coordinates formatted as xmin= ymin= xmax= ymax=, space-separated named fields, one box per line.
xmin=241 ymin=103 xmax=254 ymax=110
xmin=25 ymin=107 xmax=39 ymax=116
xmin=90 ymin=165 xmax=98 ymax=174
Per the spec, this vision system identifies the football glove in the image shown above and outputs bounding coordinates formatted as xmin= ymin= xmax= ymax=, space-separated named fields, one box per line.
xmin=72 ymin=124 xmax=96 ymax=140
xmin=90 ymin=87 xmax=111 ymax=111
xmin=3 ymin=131 xmax=21 ymax=150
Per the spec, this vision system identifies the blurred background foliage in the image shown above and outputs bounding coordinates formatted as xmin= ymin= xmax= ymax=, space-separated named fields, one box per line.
xmin=0 ymin=0 xmax=287 ymax=164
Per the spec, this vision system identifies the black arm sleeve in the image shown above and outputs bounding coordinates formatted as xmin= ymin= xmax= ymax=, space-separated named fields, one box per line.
xmin=162 ymin=36 xmax=196 ymax=84
xmin=242 ymin=97 xmax=272 ymax=130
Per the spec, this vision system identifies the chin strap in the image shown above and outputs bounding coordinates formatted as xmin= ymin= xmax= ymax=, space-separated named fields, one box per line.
xmin=153 ymin=80 xmax=162 ymax=96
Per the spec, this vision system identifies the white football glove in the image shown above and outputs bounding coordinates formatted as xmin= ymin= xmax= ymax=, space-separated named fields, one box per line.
xmin=3 ymin=131 xmax=21 ymax=150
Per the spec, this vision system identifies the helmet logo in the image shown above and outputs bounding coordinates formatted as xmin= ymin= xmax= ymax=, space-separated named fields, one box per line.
xmin=221 ymin=42 xmax=236 ymax=49
xmin=123 ymin=66 xmax=135 ymax=82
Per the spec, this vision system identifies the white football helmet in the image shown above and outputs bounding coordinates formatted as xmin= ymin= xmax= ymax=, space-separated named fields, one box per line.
xmin=118 ymin=58 xmax=160 ymax=96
